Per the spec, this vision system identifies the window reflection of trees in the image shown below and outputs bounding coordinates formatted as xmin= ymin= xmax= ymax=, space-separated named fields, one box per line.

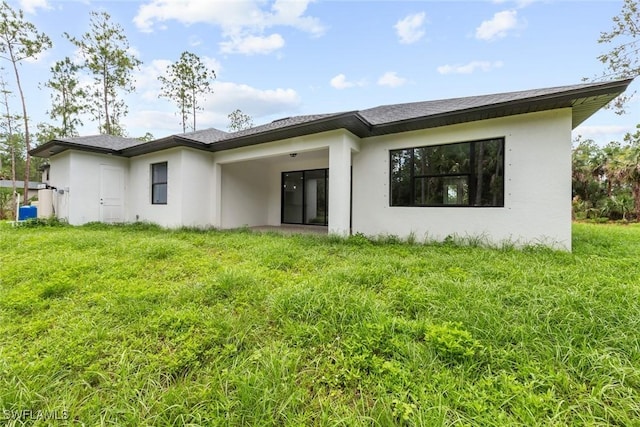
xmin=390 ymin=138 xmax=504 ymax=207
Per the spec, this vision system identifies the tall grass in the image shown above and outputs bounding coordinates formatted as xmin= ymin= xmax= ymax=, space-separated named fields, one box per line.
xmin=0 ymin=222 xmax=639 ymax=425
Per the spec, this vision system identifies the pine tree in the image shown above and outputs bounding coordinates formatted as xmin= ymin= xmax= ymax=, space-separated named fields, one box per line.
xmin=0 ymin=1 xmax=52 ymax=201
xmin=66 ymin=11 xmax=141 ymax=135
xmin=159 ymin=51 xmax=215 ymax=133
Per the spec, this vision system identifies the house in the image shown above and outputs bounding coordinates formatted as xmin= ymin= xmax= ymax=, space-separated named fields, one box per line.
xmin=30 ymin=79 xmax=633 ymax=250
xmin=0 ymin=180 xmax=42 ymax=200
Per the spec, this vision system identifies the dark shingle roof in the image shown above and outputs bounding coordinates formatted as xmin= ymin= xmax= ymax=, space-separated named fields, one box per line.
xmin=30 ymin=79 xmax=634 ymax=158
xmin=357 ymin=80 xmax=634 ymax=136
xmin=38 ymin=135 xmax=143 ymax=157
xmin=359 ymin=82 xmax=605 ymax=125
xmin=56 ymin=135 xmax=141 ymax=150
xmin=178 ymin=128 xmax=229 ymax=144
xmin=181 ymin=113 xmax=368 ymax=153
xmin=176 ymin=113 xmax=346 ymax=144
xmin=228 ymin=113 xmax=347 ymax=138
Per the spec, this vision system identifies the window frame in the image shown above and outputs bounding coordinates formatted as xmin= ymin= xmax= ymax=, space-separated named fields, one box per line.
xmin=151 ymin=162 xmax=168 ymax=205
xmin=389 ymin=138 xmax=505 ymax=208
xmin=281 ymin=168 xmax=329 ymax=226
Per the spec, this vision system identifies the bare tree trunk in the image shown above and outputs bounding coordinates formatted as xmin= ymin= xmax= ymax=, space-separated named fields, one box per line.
xmin=62 ymin=86 xmax=68 ymax=135
xmin=103 ymin=64 xmax=110 ymax=134
xmin=1 ymin=79 xmax=17 ymax=208
xmin=8 ymin=45 xmax=31 ymax=204
xmin=9 ymin=141 xmax=17 ymax=218
xmin=10 ymin=143 xmax=16 ymax=193
xmin=633 ymin=182 xmax=640 ymax=222
xmin=192 ymin=84 xmax=196 ymax=131
xmin=181 ymin=97 xmax=187 ymax=133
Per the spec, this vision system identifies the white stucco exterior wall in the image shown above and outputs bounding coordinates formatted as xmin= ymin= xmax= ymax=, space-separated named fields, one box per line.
xmin=129 ymin=149 xmax=182 ymax=227
xmin=328 ymin=133 xmax=360 ymax=236
xmin=178 ymin=149 xmax=213 ymax=227
xmin=128 ymin=148 xmax=213 ymax=228
xmin=220 ymin=160 xmax=270 ymax=228
xmin=48 ymin=151 xmax=128 ymax=225
xmin=48 ymin=152 xmax=71 ymax=222
xmin=351 ymin=109 xmax=573 ymax=249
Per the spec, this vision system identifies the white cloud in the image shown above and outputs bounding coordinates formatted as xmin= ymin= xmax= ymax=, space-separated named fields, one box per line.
xmin=206 ymin=81 xmax=300 ymax=117
xmin=134 ymin=0 xmax=325 ymax=55
xmin=133 ymin=59 xmax=173 ymax=101
xmin=123 ymin=79 xmax=301 ymax=134
xmin=133 ymin=56 xmax=222 ymax=101
xmin=68 ymin=47 xmax=85 ymax=67
xmin=22 ymin=49 xmax=51 ymax=64
xmin=270 ymin=0 xmax=325 ymax=36
xmin=19 ymin=0 xmax=50 ymax=14
xmin=493 ymin=0 xmax=537 ymax=8
xmin=394 ymin=12 xmax=426 ymax=44
xmin=475 ymin=10 xmax=519 ymax=41
xmin=128 ymin=46 xmax=142 ymax=61
xmin=437 ymin=60 xmax=504 ymax=75
xmin=219 ymin=34 xmax=285 ymax=55
xmin=515 ymin=0 xmax=536 ymax=7
xmin=573 ymin=125 xmax=635 ymax=140
xmin=201 ymin=57 xmax=223 ymax=76
xmin=124 ymin=110 xmax=178 ymax=135
xmin=330 ymin=74 xmax=352 ymax=89
xmin=134 ymin=1 xmax=258 ymax=32
xmin=330 ymin=74 xmax=366 ymax=90
xmin=377 ymin=71 xmax=407 ymax=88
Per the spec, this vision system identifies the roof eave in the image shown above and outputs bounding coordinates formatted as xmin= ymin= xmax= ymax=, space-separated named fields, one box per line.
xmin=119 ymin=136 xmax=209 ymax=157
xmin=30 ymin=140 xmax=121 ymax=158
xmin=207 ymin=112 xmax=371 ymax=152
xmin=368 ymin=78 xmax=634 ymax=136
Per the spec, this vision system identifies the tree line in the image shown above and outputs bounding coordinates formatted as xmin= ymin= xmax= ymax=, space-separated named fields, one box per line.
xmin=576 ymin=0 xmax=640 ymax=221
xmin=0 ymin=1 xmax=253 ymax=215
xmin=573 ymin=130 xmax=640 ymax=221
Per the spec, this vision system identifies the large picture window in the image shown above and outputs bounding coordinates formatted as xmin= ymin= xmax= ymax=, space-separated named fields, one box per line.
xmin=390 ymin=138 xmax=504 ymax=207
xmin=151 ymin=162 xmax=168 ymax=205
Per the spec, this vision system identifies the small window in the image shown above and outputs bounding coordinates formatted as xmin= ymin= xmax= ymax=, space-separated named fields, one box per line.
xmin=390 ymin=138 xmax=504 ymax=207
xmin=151 ymin=162 xmax=167 ymax=205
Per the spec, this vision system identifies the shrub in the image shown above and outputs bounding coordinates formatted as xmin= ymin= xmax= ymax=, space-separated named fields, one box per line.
xmin=425 ymin=322 xmax=483 ymax=362
xmin=16 ymin=217 xmax=68 ymax=227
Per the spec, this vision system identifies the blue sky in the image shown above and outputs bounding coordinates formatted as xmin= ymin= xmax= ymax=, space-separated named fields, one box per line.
xmin=4 ymin=0 xmax=638 ymax=144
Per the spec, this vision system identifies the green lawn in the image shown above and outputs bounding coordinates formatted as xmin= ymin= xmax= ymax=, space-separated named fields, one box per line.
xmin=1 ymin=222 xmax=639 ymax=426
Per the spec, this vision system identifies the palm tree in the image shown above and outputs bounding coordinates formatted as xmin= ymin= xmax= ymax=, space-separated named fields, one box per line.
xmin=571 ymin=139 xmax=606 ymax=216
xmin=620 ymin=129 xmax=640 ymax=220
xmin=601 ymin=141 xmax=626 ymax=198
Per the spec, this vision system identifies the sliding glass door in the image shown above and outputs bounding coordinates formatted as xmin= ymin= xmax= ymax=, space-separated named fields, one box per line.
xmin=282 ymin=169 xmax=328 ymax=226
xmin=282 ymin=171 xmax=304 ymax=224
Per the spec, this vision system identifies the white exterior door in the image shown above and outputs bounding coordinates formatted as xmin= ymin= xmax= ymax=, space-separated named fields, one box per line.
xmin=100 ymin=165 xmax=124 ymax=223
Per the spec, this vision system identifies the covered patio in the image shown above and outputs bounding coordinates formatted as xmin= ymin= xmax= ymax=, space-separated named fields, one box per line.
xmin=211 ymin=129 xmax=360 ymax=236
